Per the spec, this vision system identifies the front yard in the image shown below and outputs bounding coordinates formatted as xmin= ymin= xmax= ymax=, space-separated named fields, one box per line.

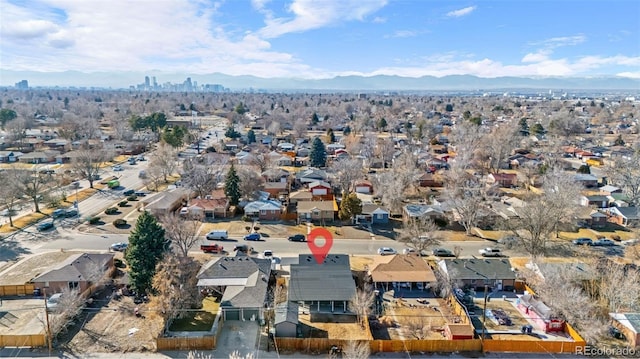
xmin=168 ymin=296 xmax=220 ymax=332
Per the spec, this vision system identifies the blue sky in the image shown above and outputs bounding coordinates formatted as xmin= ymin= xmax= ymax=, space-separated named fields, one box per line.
xmin=1 ymin=0 xmax=639 ymax=79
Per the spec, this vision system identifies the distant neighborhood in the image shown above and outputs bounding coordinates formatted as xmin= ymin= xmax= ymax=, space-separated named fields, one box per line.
xmin=0 ymin=87 xmax=639 ymax=358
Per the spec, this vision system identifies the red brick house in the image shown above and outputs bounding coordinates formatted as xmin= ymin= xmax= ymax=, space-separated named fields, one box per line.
xmin=30 ymin=253 xmax=114 ymax=295
xmin=188 ymin=197 xmax=229 ymax=219
xmin=308 ymin=181 xmax=332 ymax=196
xmin=354 ymin=180 xmax=373 ymax=194
xmin=487 ymin=173 xmax=518 ymax=188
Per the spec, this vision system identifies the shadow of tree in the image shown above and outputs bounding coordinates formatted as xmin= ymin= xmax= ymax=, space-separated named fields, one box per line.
xmin=0 ymin=239 xmax=32 ymax=262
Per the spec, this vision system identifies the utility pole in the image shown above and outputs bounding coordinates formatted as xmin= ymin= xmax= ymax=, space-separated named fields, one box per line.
xmin=481 ymin=285 xmax=488 ymax=341
xmin=43 ymin=288 xmax=53 ymax=355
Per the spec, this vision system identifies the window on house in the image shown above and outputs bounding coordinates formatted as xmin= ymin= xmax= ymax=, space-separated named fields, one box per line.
xmin=68 ymin=281 xmax=79 ymax=289
xmin=376 ymin=214 xmax=384 ymax=219
xmin=260 ymin=210 xmax=266 ymax=215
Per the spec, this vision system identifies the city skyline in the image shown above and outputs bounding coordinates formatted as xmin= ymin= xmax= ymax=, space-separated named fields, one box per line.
xmin=1 ymin=0 xmax=639 ymax=88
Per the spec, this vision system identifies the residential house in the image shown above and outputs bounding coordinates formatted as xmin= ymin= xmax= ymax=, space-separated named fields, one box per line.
xmin=296 ymin=168 xmax=327 ymax=184
xmin=288 ymin=254 xmax=356 ymax=322
xmin=196 ymin=256 xmax=272 ymax=321
xmin=326 ymin=143 xmax=346 ymax=155
xmin=267 ymin=151 xmax=293 ymax=166
xmin=0 ymin=151 xmax=23 ymax=163
xmin=18 ymin=150 xmax=60 ymax=164
xmin=243 ymin=200 xmax=282 ymax=220
xmin=141 ymin=188 xmax=190 ymax=216
xmin=486 ymin=173 xmax=518 ymax=188
xmin=576 ymin=208 xmax=608 ymax=229
xmin=276 ymin=142 xmax=295 ymax=152
xmin=296 ymin=200 xmax=337 ymax=224
xmin=274 ymin=301 xmax=299 ymax=337
xmin=187 ymin=197 xmax=229 ymax=219
xmin=264 ymin=182 xmax=289 ymax=200
xmin=525 ymin=261 xmax=596 ymax=283
xmin=262 ymin=168 xmax=290 ymax=183
xmin=354 ymin=180 xmax=373 ymax=194
xmin=356 ymin=203 xmax=390 ymax=224
xmin=403 ymin=204 xmax=445 ymax=223
xmin=609 ymin=313 xmax=640 ymax=347
xmin=417 ymin=172 xmax=443 ymax=187
xmin=600 ymin=185 xmax=622 ymax=196
xmin=288 ymin=190 xmax=313 ymax=204
xmin=308 ymin=181 xmax=332 ymax=196
xmin=43 ymin=138 xmax=69 ymax=151
xmin=368 ymin=254 xmax=437 ymax=292
xmin=607 ymin=207 xmax=640 ymax=227
xmin=30 ymin=253 xmax=115 ymax=295
xmin=574 ymin=174 xmax=599 ymax=188
xmin=580 ymin=195 xmax=609 ymax=208
xmin=437 ymin=258 xmax=517 ymax=291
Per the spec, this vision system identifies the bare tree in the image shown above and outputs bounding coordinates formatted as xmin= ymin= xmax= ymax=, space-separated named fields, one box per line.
xmin=342 ymin=340 xmax=371 ymax=359
xmin=443 ymin=168 xmax=493 ymax=235
xmin=399 ymin=218 xmax=442 ymax=252
xmin=149 ymin=142 xmax=179 ymax=182
xmin=403 ymin=316 xmax=433 ymax=339
xmin=152 ymin=253 xmax=201 ymax=320
xmin=292 ymin=121 xmax=307 ymax=140
xmin=71 ymin=146 xmax=113 ymax=188
xmin=348 ymin=286 xmax=374 ymax=328
xmin=597 ymin=261 xmax=640 ymax=313
xmin=329 ymin=157 xmax=364 ymax=195
xmin=9 ymin=167 xmax=50 ymax=212
xmin=248 ymin=154 xmax=273 ymax=173
xmin=0 ymin=172 xmax=22 ymax=227
xmin=607 ymin=150 xmax=640 ymax=207
xmin=5 ymin=117 xmax=28 ymax=150
xmin=161 ymin=213 xmax=202 ymax=257
xmin=181 ymin=157 xmax=226 ymax=198
xmin=484 ymin=124 xmax=520 ymax=173
xmin=237 ymin=167 xmax=264 ymax=201
xmin=505 ymin=168 xmax=581 ymax=259
xmin=143 ymin=165 xmax=164 ymax=192
xmin=45 ymin=287 xmax=85 ymax=340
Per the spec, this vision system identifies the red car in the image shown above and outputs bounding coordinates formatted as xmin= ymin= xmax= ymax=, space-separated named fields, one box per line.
xmin=200 ymin=243 xmax=224 ymax=254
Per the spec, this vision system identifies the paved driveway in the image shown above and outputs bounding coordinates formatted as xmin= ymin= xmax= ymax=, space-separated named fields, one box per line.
xmin=212 ymin=320 xmax=260 ymax=358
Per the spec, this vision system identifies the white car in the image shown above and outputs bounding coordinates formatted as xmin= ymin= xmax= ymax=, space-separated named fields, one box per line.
xmin=479 ymin=248 xmax=503 ymax=257
xmin=377 ymin=247 xmax=397 ymax=256
xmin=113 ymin=165 xmax=124 ymax=171
xmin=46 ymin=293 xmax=63 ymax=311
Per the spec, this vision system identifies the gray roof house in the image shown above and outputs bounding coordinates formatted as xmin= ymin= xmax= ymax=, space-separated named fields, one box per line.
xmin=288 ymin=254 xmax=356 ymax=322
xmin=437 ymin=258 xmax=517 ymax=291
xmin=197 ymin=256 xmax=272 ymax=322
xmin=403 ymin=204 xmax=445 ymax=222
xmin=30 ymin=253 xmax=114 ymax=295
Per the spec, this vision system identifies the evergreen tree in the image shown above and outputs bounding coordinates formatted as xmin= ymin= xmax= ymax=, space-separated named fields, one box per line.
xmin=309 ymin=137 xmax=327 ymax=168
xmin=247 ymin=129 xmax=256 ymax=144
xmin=225 ymin=126 xmax=241 ymax=139
xmin=377 ymin=118 xmax=388 ymax=131
xmin=343 ymin=126 xmax=351 ymax=136
xmin=519 ymin=118 xmax=530 ymax=136
xmin=311 ymin=112 xmax=319 ymax=125
xmin=531 ymin=123 xmax=545 ymax=135
xmin=326 ymin=128 xmax=336 ymax=143
xmin=339 ymin=193 xmax=362 ymax=221
xmin=614 ymin=134 xmax=625 ymax=146
xmin=125 ymin=211 xmax=167 ymax=295
xmin=162 ymin=125 xmax=187 ymax=148
xmin=576 ymin=165 xmax=591 ymax=174
xmin=224 ymin=164 xmax=241 ymax=205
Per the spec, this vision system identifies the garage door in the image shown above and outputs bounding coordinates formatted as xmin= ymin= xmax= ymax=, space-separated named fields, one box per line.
xmin=242 ymin=309 xmax=259 ymax=321
xmin=224 ymin=309 xmax=240 ymax=321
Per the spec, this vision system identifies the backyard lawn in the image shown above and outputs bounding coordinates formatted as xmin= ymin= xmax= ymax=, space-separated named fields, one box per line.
xmin=168 ymin=296 xmax=220 ymax=332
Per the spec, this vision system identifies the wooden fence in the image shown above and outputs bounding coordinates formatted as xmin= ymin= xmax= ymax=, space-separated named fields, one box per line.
xmin=0 ymin=334 xmax=46 ymax=348
xmin=483 ymin=339 xmax=581 ymax=354
xmin=0 ymin=284 xmax=35 ymax=297
xmin=274 ymin=337 xmax=482 ymax=353
xmin=447 ymin=295 xmax=470 ymax=324
xmin=156 ymin=336 xmax=215 ymax=351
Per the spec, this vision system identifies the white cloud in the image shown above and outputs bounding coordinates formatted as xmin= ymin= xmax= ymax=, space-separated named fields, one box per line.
xmin=522 ymin=50 xmax=551 ymax=63
xmin=372 ymin=16 xmax=387 ymax=24
xmin=616 ymin=71 xmax=640 ymax=79
xmin=446 ymin=6 xmax=476 ymax=18
xmin=257 ymin=0 xmax=388 ymax=38
xmin=530 ymin=35 xmax=587 ymax=49
xmin=384 ymin=30 xmax=418 ymax=39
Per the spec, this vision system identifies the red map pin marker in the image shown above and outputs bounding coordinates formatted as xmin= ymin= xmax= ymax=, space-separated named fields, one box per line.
xmin=307 ymin=228 xmax=334 ymax=264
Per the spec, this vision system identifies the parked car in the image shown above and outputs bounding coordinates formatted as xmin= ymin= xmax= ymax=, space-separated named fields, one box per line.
xmin=244 ymin=233 xmax=261 ymax=241
xmin=52 ymin=209 xmax=66 ymax=218
xmin=200 ymin=243 xmax=224 ymax=254
xmin=497 ymin=236 xmax=520 ymax=248
xmin=377 ymin=247 xmax=397 ymax=256
xmin=110 ymin=242 xmax=128 ymax=252
xmin=263 ymin=250 xmax=273 ymax=258
xmin=592 ymin=238 xmax=615 ymax=247
xmin=46 ymin=293 xmax=63 ymax=311
xmin=479 ymin=248 xmax=503 ymax=257
xmin=123 ymin=189 xmax=135 ymax=196
xmin=37 ymin=221 xmax=54 ymax=231
xmin=432 ymin=248 xmax=455 ymax=257
xmin=402 ymin=248 xmax=416 ymax=255
xmin=134 ymin=190 xmax=147 ymax=197
xmin=112 ymin=165 xmax=123 ymax=171
xmin=136 ymin=155 xmax=146 ymax=161
xmin=234 ymin=244 xmax=253 ymax=253
xmin=573 ymin=237 xmax=594 ymax=246
xmin=65 ymin=208 xmax=79 ymax=217
xmin=138 ymin=170 xmax=147 ymax=179
xmin=287 ymin=234 xmax=306 ymax=242
xmin=206 ymin=230 xmax=229 ymax=240
xmin=1 ymin=209 xmax=16 ymax=217
xmin=622 ymin=239 xmax=640 ymax=246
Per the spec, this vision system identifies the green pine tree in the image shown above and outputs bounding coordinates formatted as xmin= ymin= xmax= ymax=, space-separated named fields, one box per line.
xmin=311 ymin=112 xmax=319 ymax=125
xmin=125 ymin=211 xmax=167 ymax=295
xmin=247 ymin=129 xmax=256 ymax=144
xmin=326 ymin=128 xmax=336 ymax=143
xmin=224 ymin=164 xmax=241 ymax=205
xmin=309 ymin=137 xmax=327 ymax=168
xmin=339 ymin=193 xmax=362 ymax=221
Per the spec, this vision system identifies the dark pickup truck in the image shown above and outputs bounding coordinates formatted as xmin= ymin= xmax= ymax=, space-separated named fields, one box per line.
xmin=200 ymin=242 xmax=224 ymax=254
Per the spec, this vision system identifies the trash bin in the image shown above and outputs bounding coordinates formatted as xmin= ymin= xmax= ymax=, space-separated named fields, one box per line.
xmin=33 ymin=288 xmax=41 ymax=297
xmin=527 ymin=325 xmax=533 ymax=334
xmin=521 ymin=325 xmax=527 ymax=334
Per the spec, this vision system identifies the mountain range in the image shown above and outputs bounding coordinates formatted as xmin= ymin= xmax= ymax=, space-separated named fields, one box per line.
xmin=1 ymin=70 xmax=639 ymax=91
